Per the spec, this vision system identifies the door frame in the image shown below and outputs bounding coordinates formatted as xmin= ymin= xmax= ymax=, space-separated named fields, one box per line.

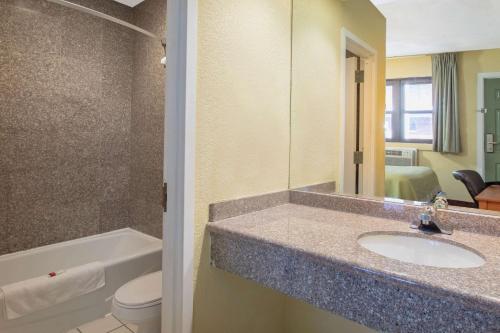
xmin=476 ymin=72 xmax=500 ymax=178
xmin=163 ymin=0 xmax=197 ymax=332
xmin=339 ymin=28 xmax=378 ymax=196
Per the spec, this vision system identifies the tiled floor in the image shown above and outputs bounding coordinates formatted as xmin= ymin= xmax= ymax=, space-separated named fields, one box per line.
xmin=67 ymin=314 xmax=138 ymax=333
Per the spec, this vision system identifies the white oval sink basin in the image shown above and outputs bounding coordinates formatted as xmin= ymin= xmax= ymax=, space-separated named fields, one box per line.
xmin=358 ymin=233 xmax=485 ymax=268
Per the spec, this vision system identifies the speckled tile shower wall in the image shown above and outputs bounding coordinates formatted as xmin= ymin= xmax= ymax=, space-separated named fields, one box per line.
xmin=129 ymin=0 xmax=166 ymax=238
xmin=0 ymin=0 xmax=165 ymax=255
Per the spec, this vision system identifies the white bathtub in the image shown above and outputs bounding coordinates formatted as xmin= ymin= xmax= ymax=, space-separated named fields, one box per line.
xmin=0 ymin=228 xmax=162 ymax=333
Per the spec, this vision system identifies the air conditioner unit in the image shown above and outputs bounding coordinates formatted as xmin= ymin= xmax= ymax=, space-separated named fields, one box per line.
xmin=385 ymin=147 xmax=418 ymax=166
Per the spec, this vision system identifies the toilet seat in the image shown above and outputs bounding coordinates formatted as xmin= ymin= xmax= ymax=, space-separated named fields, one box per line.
xmin=114 ymin=271 xmax=162 ymax=309
xmin=112 ymin=271 xmax=162 ymax=323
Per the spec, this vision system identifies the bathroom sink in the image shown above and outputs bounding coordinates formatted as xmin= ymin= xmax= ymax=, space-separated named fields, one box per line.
xmin=358 ymin=233 xmax=485 ymax=268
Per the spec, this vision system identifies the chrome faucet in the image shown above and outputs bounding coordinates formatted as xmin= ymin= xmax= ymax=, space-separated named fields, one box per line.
xmin=410 ymin=193 xmax=453 ymax=235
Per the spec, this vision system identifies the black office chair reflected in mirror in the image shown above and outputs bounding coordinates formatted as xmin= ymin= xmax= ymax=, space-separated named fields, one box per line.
xmin=452 ymin=170 xmax=500 ymax=208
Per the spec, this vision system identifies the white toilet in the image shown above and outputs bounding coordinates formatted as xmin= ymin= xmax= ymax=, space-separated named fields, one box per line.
xmin=112 ymin=271 xmax=162 ymax=333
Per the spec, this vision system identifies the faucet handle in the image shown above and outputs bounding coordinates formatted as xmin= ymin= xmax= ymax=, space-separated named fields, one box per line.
xmin=419 ymin=212 xmax=432 ymax=225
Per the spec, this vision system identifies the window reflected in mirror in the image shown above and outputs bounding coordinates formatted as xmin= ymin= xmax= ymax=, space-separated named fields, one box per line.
xmin=385 ymin=78 xmax=433 ymax=143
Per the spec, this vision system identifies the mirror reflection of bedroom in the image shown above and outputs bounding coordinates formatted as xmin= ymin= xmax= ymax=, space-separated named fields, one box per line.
xmin=289 ymin=0 xmax=500 ymax=214
xmin=380 ymin=1 xmax=500 ymax=210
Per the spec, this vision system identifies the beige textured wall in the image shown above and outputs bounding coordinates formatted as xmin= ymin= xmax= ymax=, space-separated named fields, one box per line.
xmin=289 ymin=0 xmax=387 ymax=197
xmin=286 ymin=0 xmax=385 ymax=331
xmin=289 ymin=0 xmax=338 ymax=188
xmin=194 ymin=0 xmax=291 ymax=332
xmin=387 ymin=49 xmax=500 ymax=202
xmin=193 ymin=0 xmax=385 ymax=331
xmin=285 ymin=299 xmax=375 ymax=333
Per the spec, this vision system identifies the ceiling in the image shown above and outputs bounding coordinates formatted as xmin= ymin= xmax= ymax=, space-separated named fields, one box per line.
xmin=112 ymin=0 xmax=144 ymax=7
xmin=370 ymin=0 xmax=500 ymax=57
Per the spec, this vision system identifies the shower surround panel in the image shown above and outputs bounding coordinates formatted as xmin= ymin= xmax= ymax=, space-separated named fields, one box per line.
xmin=0 ymin=0 xmax=166 ymax=255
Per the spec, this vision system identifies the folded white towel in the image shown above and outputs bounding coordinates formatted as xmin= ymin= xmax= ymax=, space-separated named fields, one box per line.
xmin=0 ymin=261 xmax=105 ymax=320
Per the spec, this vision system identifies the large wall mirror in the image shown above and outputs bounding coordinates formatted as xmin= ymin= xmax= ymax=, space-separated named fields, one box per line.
xmin=289 ymin=0 xmax=500 ymax=214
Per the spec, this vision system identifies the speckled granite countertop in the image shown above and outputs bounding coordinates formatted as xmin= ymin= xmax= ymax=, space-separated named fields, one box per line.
xmin=208 ymin=203 xmax=500 ymax=332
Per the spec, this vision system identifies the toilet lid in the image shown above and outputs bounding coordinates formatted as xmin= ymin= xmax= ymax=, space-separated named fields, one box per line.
xmin=114 ymin=271 xmax=162 ymax=308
